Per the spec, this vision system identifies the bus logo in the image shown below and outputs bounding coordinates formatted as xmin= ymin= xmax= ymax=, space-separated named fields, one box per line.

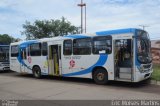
xmin=69 ymin=60 xmax=75 ymax=68
xmin=28 ymin=57 xmax=32 ymax=64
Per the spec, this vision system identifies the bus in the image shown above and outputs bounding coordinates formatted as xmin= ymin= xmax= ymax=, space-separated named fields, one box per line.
xmin=0 ymin=45 xmax=10 ymax=71
xmin=10 ymin=28 xmax=153 ymax=84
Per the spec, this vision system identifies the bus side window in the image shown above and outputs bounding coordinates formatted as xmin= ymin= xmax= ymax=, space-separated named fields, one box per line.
xmin=11 ymin=45 xmax=19 ymax=57
xmin=73 ymin=38 xmax=91 ymax=55
xmin=42 ymin=42 xmax=48 ymax=56
xmin=93 ymin=36 xmax=112 ymax=54
xmin=30 ymin=43 xmax=41 ymax=56
xmin=63 ymin=40 xmax=72 ymax=55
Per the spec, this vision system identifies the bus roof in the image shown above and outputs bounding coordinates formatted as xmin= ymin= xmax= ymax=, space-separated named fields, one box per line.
xmin=11 ymin=28 xmax=143 ymax=46
xmin=96 ymin=28 xmax=140 ymax=36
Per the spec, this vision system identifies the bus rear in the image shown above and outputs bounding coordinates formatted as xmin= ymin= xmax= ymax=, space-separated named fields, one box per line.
xmin=0 ymin=45 xmax=10 ymax=71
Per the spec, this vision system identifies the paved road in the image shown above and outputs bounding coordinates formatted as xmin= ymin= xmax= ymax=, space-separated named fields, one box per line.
xmin=0 ymin=71 xmax=160 ymax=100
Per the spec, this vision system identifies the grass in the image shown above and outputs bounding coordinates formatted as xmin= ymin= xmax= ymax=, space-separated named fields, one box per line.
xmin=152 ymin=64 xmax=160 ymax=81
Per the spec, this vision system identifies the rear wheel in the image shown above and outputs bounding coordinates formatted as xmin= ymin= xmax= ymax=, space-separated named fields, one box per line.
xmin=93 ymin=69 xmax=108 ymax=85
xmin=33 ymin=66 xmax=41 ymax=78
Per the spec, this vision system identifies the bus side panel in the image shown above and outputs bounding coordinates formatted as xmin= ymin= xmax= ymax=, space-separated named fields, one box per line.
xmin=105 ymin=54 xmax=114 ymax=80
xmin=10 ymin=57 xmax=20 ymax=72
xmin=62 ymin=55 xmax=108 ymax=79
xmin=24 ymin=56 xmax=48 ymax=75
xmin=61 ymin=55 xmax=73 ymax=75
xmin=71 ymin=55 xmax=99 ymax=78
xmin=10 ymin=45 xmax=20 ymax=72
xmin=40 ymin=56 xmax=49 ymax=75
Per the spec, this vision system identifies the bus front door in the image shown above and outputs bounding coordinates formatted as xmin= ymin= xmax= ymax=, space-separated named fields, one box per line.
xmin=48 ymin=45 xmax=62 ymax=76
xmin=114 ymin=39 xmax=133 ymax=81
xmin=20 ymin=48 xmax=27 ymax=73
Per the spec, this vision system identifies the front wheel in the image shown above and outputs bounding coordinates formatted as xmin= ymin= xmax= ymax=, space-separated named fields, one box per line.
xmin=93 ymin=69 xmax=108 ymax=85
xmin=33 ymin=66 xmax=41 ymax=78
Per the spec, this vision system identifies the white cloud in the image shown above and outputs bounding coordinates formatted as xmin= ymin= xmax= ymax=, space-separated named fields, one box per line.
xmin=0 ymin=0 xmax=160 ymax=39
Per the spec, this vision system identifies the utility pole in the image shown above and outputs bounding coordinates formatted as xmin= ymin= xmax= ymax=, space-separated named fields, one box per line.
xmin=77 ymin=0 xmax=86 ymax=33
xmin=139 ymin=25 xmax=150 ymax=30
xmin=84 ymin=4 xmax=86 ymax=33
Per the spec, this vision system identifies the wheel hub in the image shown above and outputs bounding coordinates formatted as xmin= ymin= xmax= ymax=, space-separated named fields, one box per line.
xmin=97 ymin=73 xmax=104 ymax=81
xmin=34 ymin=68 xmax=40 ymax=77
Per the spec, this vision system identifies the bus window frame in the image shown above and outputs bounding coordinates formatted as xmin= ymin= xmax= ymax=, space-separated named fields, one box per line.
xmin=92 ymin=36 xmax=112 ymax=54
xmin=30 ymin=43 xmax=42 ymax=56
xmin=11 ymin=45 xmax=19 ymax=57
xmin=42 ymin=42 xmax=48 ymax=56
xmin=63 ymin=39 xmax=72 ymax=55
xmin=73 ymin=38 xmax=92 ymax=55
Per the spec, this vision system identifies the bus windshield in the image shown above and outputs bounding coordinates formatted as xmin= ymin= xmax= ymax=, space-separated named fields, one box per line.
xmin=137 ymin=31 xmax=152 ymax=64
xmin=0 ymin=46 xmax=9 ymax=62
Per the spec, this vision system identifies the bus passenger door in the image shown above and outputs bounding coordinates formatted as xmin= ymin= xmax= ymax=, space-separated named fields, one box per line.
xmin=20 ymin=48 xmax=27 ymax=73
xmin=48 ymin=45 xmax=62 ymax=76
xmin=114 ymin=39 xmax=133 ymax=81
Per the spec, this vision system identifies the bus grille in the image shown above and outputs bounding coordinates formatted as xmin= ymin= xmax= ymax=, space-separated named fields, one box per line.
xmin=143 ymin=64 xmax=151 ymax=69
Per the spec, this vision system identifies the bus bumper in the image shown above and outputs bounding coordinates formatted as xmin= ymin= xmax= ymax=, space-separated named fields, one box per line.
xmin=134 ymin=69 xmax=153 ymax=82
xmin=0 ymin=67 xmax=10 ymax=71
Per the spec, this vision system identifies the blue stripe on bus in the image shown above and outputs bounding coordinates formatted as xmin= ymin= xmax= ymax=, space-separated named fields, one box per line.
xmin=134 ymin=30 xmax=141 ymax=67
xmin=17 ymin=56 xmax=32 ymax=70
xmin=20 ymin=40 xmax=37 ymax=49
xmin=62 ymin=54 xmax=108 ymax=77
xmin=96 ymin=28 xmax=137 ymax=36
xmin=64 ymin=35 xmax=90 ymax=39
xmin=17 ymin=40 xmax=38 ymax=71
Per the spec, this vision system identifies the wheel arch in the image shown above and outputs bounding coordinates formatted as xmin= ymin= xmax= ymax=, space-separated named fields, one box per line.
xmin=32 ymin=65 xmax=41 ymax=72
xmin=92 ymin=66 xmax=108 ymax=79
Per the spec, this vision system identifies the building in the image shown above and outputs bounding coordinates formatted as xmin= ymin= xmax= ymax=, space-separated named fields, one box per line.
xmin=151 ymin=40 xmax=160 ymax=64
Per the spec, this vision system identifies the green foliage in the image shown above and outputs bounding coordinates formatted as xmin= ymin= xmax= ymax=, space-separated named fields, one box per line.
xmin=152 ymin=64 xmax=160 ymax=81
xmin=0 ymin=34 xmax=15 ymax=44
xmin=22 ymin=17 xmax=80 ymax=40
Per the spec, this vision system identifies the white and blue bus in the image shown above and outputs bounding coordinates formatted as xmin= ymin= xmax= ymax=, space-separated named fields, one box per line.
xmin=0 ymin=45 xmax=10 ymax=71
xmin=10 ymin=28 xmax=153 ymax=84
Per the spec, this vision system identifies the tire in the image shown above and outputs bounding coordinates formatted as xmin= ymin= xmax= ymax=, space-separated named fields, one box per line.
xmin=93 ymin=69 xmax=108 ymax=85
xmin=33 ymin=66 xmax=41 ymax=78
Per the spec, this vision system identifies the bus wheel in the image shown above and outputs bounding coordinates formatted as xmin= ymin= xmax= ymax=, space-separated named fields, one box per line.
xmin=93 ymin=69 xmax=108 ymax=85
xmin=33 ymin=66 xmax=41 ymax=78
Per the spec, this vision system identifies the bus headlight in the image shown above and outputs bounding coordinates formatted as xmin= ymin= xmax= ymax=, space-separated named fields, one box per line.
xmin=138 ymin=56 xmax=145 ymax=63
xmin=138 ymin=66 xmax=144 ymax=73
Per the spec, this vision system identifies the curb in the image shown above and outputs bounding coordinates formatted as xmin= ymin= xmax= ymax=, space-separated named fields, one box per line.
xmin=150 ymin=80 xmax=160 ymax=85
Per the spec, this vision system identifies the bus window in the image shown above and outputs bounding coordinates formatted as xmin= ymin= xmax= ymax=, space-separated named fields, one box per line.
xmin=63 ymin=40 xmax=72 ymax=55
xmin=73 ymin=38 xmax=91 ymax=55
xmin=93 ymin=36 xmax=112 ymax=54
xmin=0 ymin=46 xmax=9 ymax=61
xmin=30 ymin=43 xmax=41 ymax=56
xmin=11 ymin=45 xmax=19 ymax=57
xmin=42 ymin=42 xmax=48 ymax=56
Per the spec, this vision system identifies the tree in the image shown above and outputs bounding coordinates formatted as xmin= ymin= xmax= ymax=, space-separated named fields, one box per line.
xmin=22 ymin=17 xmax=80 ymax=40
xmin=0 ymin=34 xmax=15 ymax=44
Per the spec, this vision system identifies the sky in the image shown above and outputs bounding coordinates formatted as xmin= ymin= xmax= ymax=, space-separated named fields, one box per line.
xmin=0 ymin=0 xmax=160 ymax=40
